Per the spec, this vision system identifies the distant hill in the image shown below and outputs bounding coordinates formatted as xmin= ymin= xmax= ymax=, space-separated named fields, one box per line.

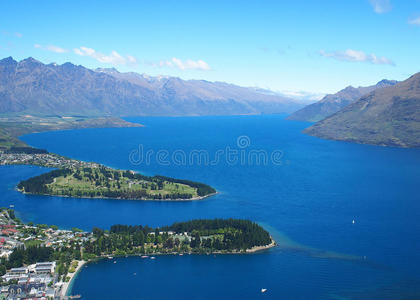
xmin=287 ymin=79 xmax=397 ymax=122
xmin=0 ymin=57 xmax=306 ymax=116
xmin=304 ymin=73 xmax=420 ymax=148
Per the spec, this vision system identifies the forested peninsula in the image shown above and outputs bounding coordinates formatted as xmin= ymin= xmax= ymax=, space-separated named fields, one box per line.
xmin=0 ymin=209 xmax=275 ymax=297
xmin=0 ymin=116 xmax=216 ymax=201
xmin=2 ymin=217 xmax=275 ymax=277
xmin=17 ymin=166 xmax=216 ymax=201
xmin=88 ymin=219 xmax=275 ymax=255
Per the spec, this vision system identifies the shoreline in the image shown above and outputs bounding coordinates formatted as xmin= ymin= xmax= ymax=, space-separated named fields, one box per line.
xmin=61 ymin=260 xmax=87 ymax=298
xmin=19 ymin=190 xmax=218 ymax=202
xmin=246 ymin=238 xmax=276 ymax=253
xmin=2 ymin=139 xmax=217 ymax=203
xmin=64 ymin=240 xmax=276 ymax=295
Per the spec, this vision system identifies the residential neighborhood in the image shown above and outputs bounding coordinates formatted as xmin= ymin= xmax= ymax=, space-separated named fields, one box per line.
xmin=0 ymin=151 xmax=100 ymax=169
xmin=0 ymin=209 xmax=90 ymax=299
xmin=2 ymin=262 xmax=56 ymax=299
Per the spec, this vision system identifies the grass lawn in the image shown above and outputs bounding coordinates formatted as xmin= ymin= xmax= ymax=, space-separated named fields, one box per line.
xmin=46 ymin=168 xmax=198 ymax=199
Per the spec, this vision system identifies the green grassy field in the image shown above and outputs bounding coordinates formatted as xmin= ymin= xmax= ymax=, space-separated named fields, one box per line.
xmin=18 ymin=166 xmax=214 ymax=200
xmin=2 ymin=115 xmax=216 ymax=201
xmin=50 ymin=168 xmax=197 ymax=198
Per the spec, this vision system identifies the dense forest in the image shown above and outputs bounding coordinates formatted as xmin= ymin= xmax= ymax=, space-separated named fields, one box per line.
xmin=17 ymin=169 xmax=71 ymax=194
xmin=3 ymin=246 xmax=54 ymax=269
xmin=17 ymin=167 xmax=216 ymax=200
xmin=5 ymin=146 xmax=49 ymax=154
xmin=83 ymin=219 xmax=272 ymax=256
xmin=168 ymin=219 xmax=272 ymax=248
xmin=0 ymin=218 xmax=273 ymax=282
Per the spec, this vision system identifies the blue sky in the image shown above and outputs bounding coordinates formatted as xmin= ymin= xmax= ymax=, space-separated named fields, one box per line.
xmin=1 ymin=0 xmax=419 ymax=96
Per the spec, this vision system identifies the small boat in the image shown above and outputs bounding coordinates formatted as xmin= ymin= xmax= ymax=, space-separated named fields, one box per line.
xmin=141 ymin=255 xmax=148 ymax=258
xmin=108 ymin=256 xmax=113 ymax=259
xmin=113 ymin=261 xmax=117 ymax=264
xmin=69 ymin=295 xmax=81 ymax=299
xmin=179 ymin=253 xmax=183 ymax=256
xmin=352 ymin=219 xmax=355 ymax=224
xmin=150 ymin=256 xmax=156 ymax=260
xmin=9 ymin=205 xmax=14 ymax=208
xmin=261 ymin=288 xmax=267 ymax=293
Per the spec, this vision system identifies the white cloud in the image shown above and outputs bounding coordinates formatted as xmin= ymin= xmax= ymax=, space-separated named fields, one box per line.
xmin=158 ymin=57 xmax=211 ymax=71
xmin=280 ymin=90 xmax=325 ymax=101
xmin=408 ymin=16 xmax=420 ymax=26
xmin=15 ymin=32 xmax=22 ymax=38
xmin=34 ymin=44 xmax=68 ymax=53
xmin=320 ymin=49 xmax=395 ymax=66
xmin=73 ymin=48 xmax=84 ymax=56
xmin=369 ymin=0 xmax=391 ymax=13
xmin=46 ymin=45 xmax=67 ymax=53
xmin=126 ymin=55 xmax=137 ymax=64
xmin=73 ymin=46 xmax=138 ymax=66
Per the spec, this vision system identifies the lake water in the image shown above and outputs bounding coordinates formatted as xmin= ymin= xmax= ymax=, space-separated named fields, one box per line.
xmin=2 ymin=115 xmax=419 ymax=299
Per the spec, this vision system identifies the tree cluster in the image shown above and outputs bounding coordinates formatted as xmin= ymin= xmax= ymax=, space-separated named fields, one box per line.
xmin=5 ymin=147 xmax=48 ymax=154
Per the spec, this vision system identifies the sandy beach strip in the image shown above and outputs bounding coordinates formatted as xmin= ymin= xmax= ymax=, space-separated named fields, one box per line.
xmin=245 ymin=238 xmax=276 ymax=253
xmin=61 ymin=260 xmax=87 ymax=298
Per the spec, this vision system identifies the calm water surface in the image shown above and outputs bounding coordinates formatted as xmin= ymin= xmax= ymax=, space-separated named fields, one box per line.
xmin=1 ymin=115 xmax=418 ymax=299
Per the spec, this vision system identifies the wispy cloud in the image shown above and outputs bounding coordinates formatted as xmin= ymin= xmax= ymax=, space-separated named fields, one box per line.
xmin=158 ymin=57 xmax=211 ymax=71
xmin=34 ymin=44 xmax=68 ymax=53
xmin=280 ymin=90 xmax=325 ymax=101
xmin=369 ymin=0 xmax=392 ymax=14
xmin=320 ymin=49 xmax=395 ymax=66
xmin=73 ymin=46 xmax=138 ymax=66
xmin=408 ymin=16 xmax=420 ymax=26
xmin=1 ymin=31 xmax=23 ymax=38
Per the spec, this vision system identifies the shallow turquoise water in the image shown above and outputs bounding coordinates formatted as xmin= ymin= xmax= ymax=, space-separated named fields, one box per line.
xmin=2 ymin=115 xmax=418 ymax=299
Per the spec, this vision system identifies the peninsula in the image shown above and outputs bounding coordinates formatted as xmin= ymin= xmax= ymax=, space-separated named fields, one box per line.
xmin=17 ymin=166 xmax=216 ymax=200
xmin=0 ymin=209 xmax=275 ymax=298
xmin=0 ymin=116 xmax=216 ymax=201
xmin=0 ymin=150 xmax=215 ymax=201
xmin=0 ymin=114 xmax=143 ymax=151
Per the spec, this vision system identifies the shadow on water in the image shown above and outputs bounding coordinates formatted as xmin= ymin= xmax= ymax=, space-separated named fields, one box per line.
xmin=260 ymin=223 xmax=392 ymax=271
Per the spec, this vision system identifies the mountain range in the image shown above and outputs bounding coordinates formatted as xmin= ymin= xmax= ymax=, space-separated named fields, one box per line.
xmin=304 ymin=73 xmax=420 ymax=148
xmin=0 ymin=56 xmax=418 ymax=148
xmin=0 ymin=57 xmax=307 ymax=116
xmin=286 ymin=79 xmax=398 ymax=122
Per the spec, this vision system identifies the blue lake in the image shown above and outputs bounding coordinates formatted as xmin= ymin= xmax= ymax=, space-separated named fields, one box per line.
xmin=2 ymin=115 xmax=419 ymax=299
